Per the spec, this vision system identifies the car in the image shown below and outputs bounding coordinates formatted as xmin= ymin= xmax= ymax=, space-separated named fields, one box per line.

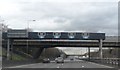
xmin=70 ymin=58 xmax=74 ymax=60
xmin=55 ymin=57 xmax=64 ymax=63
xmin=42 ymin=58 xmax=50 ymax=63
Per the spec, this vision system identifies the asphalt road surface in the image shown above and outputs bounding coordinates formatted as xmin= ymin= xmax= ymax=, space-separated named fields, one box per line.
xmin=8 ymin=59 xmax=114 ymax=68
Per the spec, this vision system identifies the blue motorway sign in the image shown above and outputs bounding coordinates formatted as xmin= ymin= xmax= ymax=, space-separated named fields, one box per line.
xmin=28 ymin=32 xmax=105 ymax=40
xmin=2 ymin=31 xmax=105 ymax=40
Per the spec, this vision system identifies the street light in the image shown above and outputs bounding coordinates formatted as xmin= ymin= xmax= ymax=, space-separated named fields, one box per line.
xmin=27 ymin=20 xmax=36 ymax=31
xmin=26 ymin=20 xmax=36 ymax=54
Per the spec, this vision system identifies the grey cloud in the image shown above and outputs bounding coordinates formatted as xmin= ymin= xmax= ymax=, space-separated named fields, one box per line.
xmin=53 ymin=17 xmax=68 ymax=23
xmin=24 ymin=2 xmax=118 ymax=35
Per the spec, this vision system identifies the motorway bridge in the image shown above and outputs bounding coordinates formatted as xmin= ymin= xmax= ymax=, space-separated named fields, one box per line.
xmin=2 ymin=30 xmax=119 ymax=60
xmin=1 ymin=29 xmax=120 ymax=69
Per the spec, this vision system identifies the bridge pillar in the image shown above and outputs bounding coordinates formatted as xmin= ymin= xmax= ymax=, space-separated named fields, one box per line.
xmin=10 ymin=39 xmax=13 ymax=60
xmin=7 ymin=39 xmax=13 ymax=60
xmin=88 ymin=47 xmax=90 ymax=60
xmin=99 ymin=39 xmax=103 ymax=59
xmin=7 ymin=39 xmax=10 ymax=60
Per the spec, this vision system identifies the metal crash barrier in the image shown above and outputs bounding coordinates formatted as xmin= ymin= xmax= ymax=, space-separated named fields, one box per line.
xmin=86 ymin=58 xmax=120 ymax=67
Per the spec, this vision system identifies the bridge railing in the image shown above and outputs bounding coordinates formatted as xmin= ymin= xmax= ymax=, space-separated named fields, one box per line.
xmin=86 ymin=58 xmax=120 ymax=68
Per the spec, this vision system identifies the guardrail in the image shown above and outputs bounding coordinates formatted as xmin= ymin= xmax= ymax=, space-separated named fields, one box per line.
xmin=2 ymin=60 xmax=36 ymax=67
xmin=84 ymin=58 xmax=120 ymax=68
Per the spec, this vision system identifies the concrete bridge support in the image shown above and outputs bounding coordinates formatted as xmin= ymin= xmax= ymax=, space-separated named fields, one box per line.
xmin=99 ymin=39 xmax=103 ymax=59
xmin=7 ymin=39 xmax=13 ymax=60
xmin=7 ymin=39 xmax=10 ymax=60
xmin=33 ymin=47 xmax=44 ymax=59
xmin=88 ymin=47 xmax=90 ymax=60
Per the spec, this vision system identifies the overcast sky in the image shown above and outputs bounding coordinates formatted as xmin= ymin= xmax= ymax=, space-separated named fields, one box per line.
xmin=0 ymin=0 xmax=119 ymax=55
xmin=0 ymin=0 xmax=118 ymax=36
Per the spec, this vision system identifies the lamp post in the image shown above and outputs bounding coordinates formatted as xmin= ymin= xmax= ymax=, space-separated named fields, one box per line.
xmin=26 ymin=20 xmax=36 ymax=54
xmin=27 ymin=20 xmax=36 ymax=31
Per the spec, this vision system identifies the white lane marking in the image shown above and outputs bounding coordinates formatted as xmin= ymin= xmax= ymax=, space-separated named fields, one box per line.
xmin=82 ymin=66 xmax=84 ymax=67
xmin=57 ymin=66 xmax=60 ymax=68
xmin=89 ymin=62 xmax=113 ymax=68
xmin=8 ymin=63 xmax=42 ymax=68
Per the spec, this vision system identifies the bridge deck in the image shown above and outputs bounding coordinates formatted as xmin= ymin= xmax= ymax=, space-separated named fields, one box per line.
xmin=2 ymin=39 xmax=119 ymax=47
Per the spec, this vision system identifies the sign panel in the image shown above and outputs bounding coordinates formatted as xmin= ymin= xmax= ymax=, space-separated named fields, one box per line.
xmin=7 ymin=30 xmax=28 ymax=38
xmin=2 ymin=30 xmax=105 ymax=40
xmin=28 ymin=32 xmax=105 ymax=40
xmin=68 ymin=32 xmax=76 ymax=39
xmin=82 ymin=32 xmax=90 ymax=39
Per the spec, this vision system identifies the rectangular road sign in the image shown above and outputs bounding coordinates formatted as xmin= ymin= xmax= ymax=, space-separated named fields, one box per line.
xmin=7 ymin=29 xmax=28 ymax=38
